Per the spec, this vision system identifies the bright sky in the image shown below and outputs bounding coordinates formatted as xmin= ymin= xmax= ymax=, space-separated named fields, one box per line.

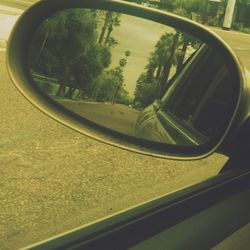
xmin=111 ymin=14 xmax=175 ymax=96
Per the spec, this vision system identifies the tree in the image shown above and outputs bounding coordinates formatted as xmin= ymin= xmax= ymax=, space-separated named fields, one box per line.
xmin=145 ymin=32 xmax=178 ymax=83
xmin=29 ymin=9 xmax=112 ymax=98
xmin=158 ymin=32 xmax=180 ymax=95
xmin=134 ymin=29 xmax=201 ymax=108
xmin=94 ymin=67 xmax=124 ymax=103
xmin=133 ymin=31 xmax=179 ymax=108
xmin=98 ymin=11 xmax=121 ymax=47
xmin=144 ymin=31 xmax=180 ymax=97
xmin=159 ymin=0 xmax=211 ymax=23
xmin=98 ymin=11 xmax=112 ymax=44
xmin=133 ymin=73 xmax=159 ymax=109
xmin=176 ymin=33 xmax=201 ymax=73
xmin=94 ymin=50 xmax=131 ymax=104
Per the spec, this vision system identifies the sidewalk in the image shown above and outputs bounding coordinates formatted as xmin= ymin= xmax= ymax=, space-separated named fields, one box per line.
xmin=0 ymin=39 xmax=7 ymax=51
xmin=203 ymin=23 xmax=250 ymax=37
xmin=0 ymin=6 xmax=22 ymax=43
xmin=0 ymin=5 xmax=23 ymax=15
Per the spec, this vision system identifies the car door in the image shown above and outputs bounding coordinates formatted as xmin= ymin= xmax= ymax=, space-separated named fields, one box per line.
xmin=134 ymin=45 xmax=236 ymax=146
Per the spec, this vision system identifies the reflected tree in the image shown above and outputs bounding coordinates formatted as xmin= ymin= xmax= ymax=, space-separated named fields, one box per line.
xmin=134 ymin=31 xmax=179 ymax=108
xmin=134 ymin=30 xmax=201 ymax=109
xmin=93 ymin=50 xmax=131 ymax=105
xmin=29 ymin=9 xmax=113 ymax=98
xmin=98 ymin=11 xmax=121 ymax=47
xmin=176 ymin=32 xmax=201 ymax=73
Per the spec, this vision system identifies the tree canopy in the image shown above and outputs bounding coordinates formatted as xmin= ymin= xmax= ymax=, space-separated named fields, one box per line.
xmin=29 ymin=9 xmax=112 ymax=98
xmin=29 ymin=9 xmax=132 ymax=105
xmin=134 ymin=30 xmax=201 ymax=109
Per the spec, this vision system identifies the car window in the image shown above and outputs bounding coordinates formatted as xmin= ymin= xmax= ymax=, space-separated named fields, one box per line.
xmin=1 ymin=2 xmax=231 ymax=249
xmin=160 ymin=46 xmax=235 ymax=140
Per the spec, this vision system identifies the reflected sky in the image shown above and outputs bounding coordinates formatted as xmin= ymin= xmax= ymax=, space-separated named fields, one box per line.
xmin=110 ymin=14 xmax=175 ymax=95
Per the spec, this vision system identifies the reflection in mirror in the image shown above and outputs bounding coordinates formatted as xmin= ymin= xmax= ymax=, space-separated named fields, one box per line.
xmin=28 ymin=8 xmax=236 ymax=147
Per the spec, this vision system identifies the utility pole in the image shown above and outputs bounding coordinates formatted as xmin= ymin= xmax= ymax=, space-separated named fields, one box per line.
xmin=223 ymin=0 xmax=236 ymax=30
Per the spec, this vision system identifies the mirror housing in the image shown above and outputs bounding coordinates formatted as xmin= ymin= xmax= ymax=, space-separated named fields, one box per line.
xmin=7 ymin=0 xmax=246 ymax=159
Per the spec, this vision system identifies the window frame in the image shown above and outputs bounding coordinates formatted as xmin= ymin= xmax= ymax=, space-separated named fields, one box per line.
xmin=157 ymin=45 xmax=235 ymax=145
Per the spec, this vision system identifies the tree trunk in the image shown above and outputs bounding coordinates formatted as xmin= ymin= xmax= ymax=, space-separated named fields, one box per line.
xmin=202 ymin=0 xmax=209 ymax=24
xmin=98 ymin=12 xmax=112 ymax=45
xmin=56 ymin=85 xmax=66 ymax=97
xmin=65 ymin=87 xmax=76 ymax=99
xmin=111 ymin=84 xmax=120 ymax=104
xmin=147 ymin=65 xmax=156 ymax=79
xmin=159 ymin=32 xmax=180 ymax=96
xmin=176 ymin=38 xmax=189 ymax=73
xmin=155 ymin=65 xmax=163 ymax=80
xmin=104 ymin=24 xmax=113 ymax=46
xmin=77 ymin=89 xmax=85 ymax=99
xmin=90 ymin=84 xmax=99 ymax=100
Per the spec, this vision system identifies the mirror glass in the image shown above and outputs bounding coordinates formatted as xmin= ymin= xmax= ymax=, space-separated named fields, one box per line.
xmin=28 ymin=8 xmax=236 ymax=146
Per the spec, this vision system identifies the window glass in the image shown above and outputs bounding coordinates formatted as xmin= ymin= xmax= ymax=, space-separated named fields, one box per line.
xmin=161 ymin=47 xmax=235 ymax=139
xmin=1 ymin=2 xmax=232 ymax=250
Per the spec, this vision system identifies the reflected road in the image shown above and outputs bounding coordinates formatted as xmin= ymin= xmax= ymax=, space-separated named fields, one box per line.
xmin=59 ymin=100 xmax=139 ymax=136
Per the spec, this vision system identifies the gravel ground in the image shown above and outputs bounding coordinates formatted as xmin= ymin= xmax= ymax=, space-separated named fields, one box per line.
xmin=0 ymin=51 xmax=228 ymax=249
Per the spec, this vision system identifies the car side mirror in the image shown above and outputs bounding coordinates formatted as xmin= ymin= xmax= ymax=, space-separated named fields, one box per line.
xmin=7 ymin=0 xmax=245 ymax=159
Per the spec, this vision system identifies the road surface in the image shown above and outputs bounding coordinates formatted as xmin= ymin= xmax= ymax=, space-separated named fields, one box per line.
xmin=0 ymin=51 xmax=226 ymax=249
xmin=1 ymin=1 xmax=249 ymax=249
xmin=58 ymin=100 xmax=139 ymax=136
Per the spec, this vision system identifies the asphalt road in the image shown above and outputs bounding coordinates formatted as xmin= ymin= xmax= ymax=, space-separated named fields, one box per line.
xmin=59 ymin=100 xmax=139 ymax=136
xmin=1 ymin=1 xmax=249 ymax=249
xmin=0 ymin=49 xmax=226 ymax=249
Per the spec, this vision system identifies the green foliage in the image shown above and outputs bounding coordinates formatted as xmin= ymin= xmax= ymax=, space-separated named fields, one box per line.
xmin=29 ymin=9 xmax=112 ymax=98
xmin=134 ymin=30 xmax=201 ymax=109
xmin=125 ymin=50 xmax=131 ymax=57
xmin=242 ymin=27 xmax=250 ymax=34
xmin=239 ymin=0 xmax=250 ymax=4
xmin=34 ymin=78 xmax=59 ymax=95
xmin=94 ymin=70 xmax=117 ymax=102
xmin=92 ymin=49 xmax=132 ymax=104
xmin=134 ymin=31 xmax=178 ymax=108
xmin=231 ymin=22 xmax=244 ymax=31
xmin=158 ymin=0 xmax=204 ymax=13
xmin=123 ymin=0 xmax=147 ymax=4
xmin=133 ymin=73 xmax=159 ymax=108
xmin=119 ymin=58 xmax=127 ymax=67
xmin=93 ymin=67 xmax=129 ymax=104
xmin=98 ymin=11 xmax=121 ymax=47
xmin=180 ymin=0 xmax=204 ymax=13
